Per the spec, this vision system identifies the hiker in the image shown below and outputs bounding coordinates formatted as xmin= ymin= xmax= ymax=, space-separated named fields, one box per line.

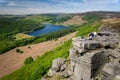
xmin=89 ymin=33 xmax=94 ymax=40
xmin=88 ymin=32 xmax=97 ymax=40
xmin=93 ymin=32 xmax=97 ymax=36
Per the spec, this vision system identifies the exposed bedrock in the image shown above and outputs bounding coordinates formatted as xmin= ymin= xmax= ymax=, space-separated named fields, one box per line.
xmin=46 ymin=31 xmax=120 ymax=80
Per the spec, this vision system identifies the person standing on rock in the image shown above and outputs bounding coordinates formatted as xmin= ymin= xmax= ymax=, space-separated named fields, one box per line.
xmin=88 ymin=32 xmax=97 ymax=40
xmin=89 ymin=33 xmax=94 ymax=40
xmin=93 ymin=32 xmax=97 ymax=36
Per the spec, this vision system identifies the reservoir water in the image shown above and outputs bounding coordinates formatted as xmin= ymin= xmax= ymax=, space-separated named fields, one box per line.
xmin=28 ymin=24 xmax=69 ymax=36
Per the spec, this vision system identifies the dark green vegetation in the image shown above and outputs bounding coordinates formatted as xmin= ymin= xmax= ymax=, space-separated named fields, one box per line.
xmin=24 ymin=57 xmax=34 ymax=65
xmin=16 ymin=48 xmax=24 ymax=54
xmin=0 ymin=14 xmax=72 ymax=54
xmin=0 ymin=21 xmax=100 ymax=80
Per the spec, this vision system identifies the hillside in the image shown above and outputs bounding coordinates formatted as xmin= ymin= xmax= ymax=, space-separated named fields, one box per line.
xmin=0 ymin=21 xmax=100 ymax=80
xmin=0 ymin=14 xmax=73 ymax=54
xmin=101 ymin=18 xmax=120 ymax=33
xmin=0 ymin=32 xmax=76 ymax=78
xmin=63 ymin=15 xmax=87 ymax=26
xmin=79 ymin=11 xmax=120 ymax=18
xmin=0 ymin=11 xmax=120 ymax=80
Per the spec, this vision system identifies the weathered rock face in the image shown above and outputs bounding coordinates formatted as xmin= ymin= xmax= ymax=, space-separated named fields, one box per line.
xmin=47 ymin=58 xmax=66 ymax=76
xmin=70 ymin=32 xmax=120 ymax=80
xmin=101 ymin=61 xmax=120 ymax=80
xmin=46 ymin=31 xmax=120 ymax=80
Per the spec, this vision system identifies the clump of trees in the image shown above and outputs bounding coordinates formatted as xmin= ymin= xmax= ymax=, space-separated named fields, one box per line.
xmin=24 ymin=57 xmax=34 ymax=64
xmin=16 ymin=48 xmax=24 ymax=54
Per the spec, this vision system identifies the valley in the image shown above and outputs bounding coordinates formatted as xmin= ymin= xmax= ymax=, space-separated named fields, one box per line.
xmin=0 ymin=11 xmax=120 ymax=80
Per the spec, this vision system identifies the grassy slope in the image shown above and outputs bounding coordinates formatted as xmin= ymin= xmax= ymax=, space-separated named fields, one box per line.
xmin=76 ymin=22 xmax=100 ymax=36
xmin=63 ymin=15 xmax=87 ymax=26
xmin=0 ymin=22 xmax=100 ymax=80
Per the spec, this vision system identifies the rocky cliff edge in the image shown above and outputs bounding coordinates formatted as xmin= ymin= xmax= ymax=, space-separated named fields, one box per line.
xmin=42 ymin=31 xmax=120 ymax=80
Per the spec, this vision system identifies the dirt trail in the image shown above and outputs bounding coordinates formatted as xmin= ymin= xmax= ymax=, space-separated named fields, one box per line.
xmin=0 ymin=32 xmax=76 ymax=78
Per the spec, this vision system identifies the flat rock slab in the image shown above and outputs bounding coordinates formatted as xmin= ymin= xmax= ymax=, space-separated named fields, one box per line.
xmin=73 ymin=40 xmax=101 ymax=50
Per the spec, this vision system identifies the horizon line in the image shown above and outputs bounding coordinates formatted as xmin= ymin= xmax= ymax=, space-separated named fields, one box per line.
xmin=0 ymin=11 xmax=120 ymax=16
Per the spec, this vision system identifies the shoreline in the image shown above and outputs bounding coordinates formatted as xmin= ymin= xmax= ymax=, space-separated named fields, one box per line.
xmin=23 ymin=24 xmax=45 ymax=34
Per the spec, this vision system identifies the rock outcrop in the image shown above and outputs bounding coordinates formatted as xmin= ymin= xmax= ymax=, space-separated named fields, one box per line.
xmin=70 ymin=31 xmax=120 ymax=80
xmin=45 ymin=31 xmax=120 ymax=80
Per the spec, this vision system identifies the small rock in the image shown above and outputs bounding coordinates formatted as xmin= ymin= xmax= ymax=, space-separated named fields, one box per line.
xmin=47 ymin=58 xmax=66 ymax=77
xmin=47 ymin=69 xmax=56 ymax=77
xmin=51 ymin=58 xmax=66 ymax=72
xmin=114 ymin=74 xmax=120 ymax=80
xmin=61 ymin=64 xmax=67 ymax=71
xmin=62 ymin=70 xmax=73 ymax=78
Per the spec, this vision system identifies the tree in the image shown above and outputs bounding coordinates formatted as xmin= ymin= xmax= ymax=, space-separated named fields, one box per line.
xmin=24 ymin=57 xmax=34 ymax=64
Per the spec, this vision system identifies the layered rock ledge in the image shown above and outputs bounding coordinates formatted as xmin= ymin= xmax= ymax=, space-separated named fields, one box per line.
xmin=44 ymin=31 xmax=120 ymax=80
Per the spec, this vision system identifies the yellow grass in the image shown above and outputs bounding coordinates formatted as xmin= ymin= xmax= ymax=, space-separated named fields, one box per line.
xmin=15 ymin=33 xmax=33 ymax=40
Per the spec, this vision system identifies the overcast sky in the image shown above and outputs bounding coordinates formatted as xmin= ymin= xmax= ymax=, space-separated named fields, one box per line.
xmin=0 ymin=0 xmax=120 ymax=15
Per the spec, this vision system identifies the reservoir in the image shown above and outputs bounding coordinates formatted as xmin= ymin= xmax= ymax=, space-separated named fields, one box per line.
xmin=28 ymin=24 xmax=69 ymax=36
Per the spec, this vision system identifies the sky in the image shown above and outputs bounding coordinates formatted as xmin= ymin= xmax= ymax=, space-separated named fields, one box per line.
xmin=0 ymin=0 xmax=120 ymax=15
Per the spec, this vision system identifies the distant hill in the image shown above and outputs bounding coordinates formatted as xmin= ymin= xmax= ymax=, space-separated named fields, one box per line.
xmin=63 ymin=15 xmax=87 ymax=26
xmin=1 ymin=11 xmax=120 ymax=18
xmin=77 ymin=11 xmax=120 ymax=18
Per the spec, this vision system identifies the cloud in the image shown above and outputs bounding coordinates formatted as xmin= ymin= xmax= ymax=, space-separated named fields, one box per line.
xmin=50 ymin=0 xmax=86 ymax=6
xmin=0 ymin=7 xmax=80 ymax=15
xmin=7 ymin=1 xmax=17 ymax=6
xmin=83 ymin=0 xmax=119 ymax=4
xmin=0 ymin=0 xmax=8 ymax=3
xmin=0 ymin=0 xmax=120 ymax=14
xmin=5 ymin=1 xmax=55 ymax=7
